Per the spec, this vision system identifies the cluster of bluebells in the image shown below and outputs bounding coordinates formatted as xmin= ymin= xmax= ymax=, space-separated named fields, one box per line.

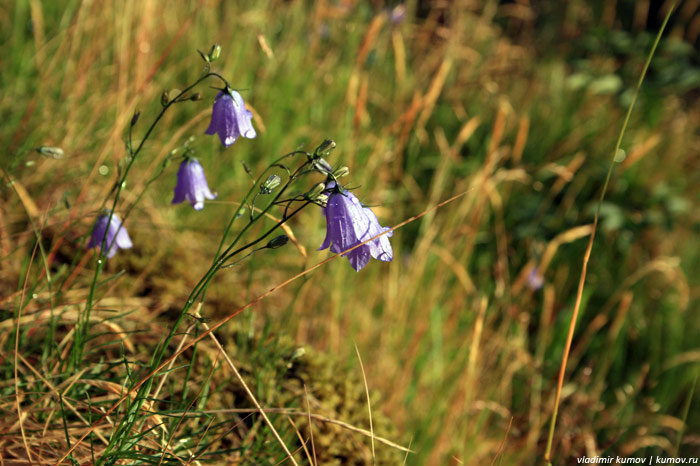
xmin=88 ymin=57 xmax=393 ymax=273
xmin=88 ymin=86 xmax=256 ymax=258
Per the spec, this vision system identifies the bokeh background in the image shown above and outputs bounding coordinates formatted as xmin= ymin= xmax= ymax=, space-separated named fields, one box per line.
xmin=1 ymin=1 xmax=699 ymax=464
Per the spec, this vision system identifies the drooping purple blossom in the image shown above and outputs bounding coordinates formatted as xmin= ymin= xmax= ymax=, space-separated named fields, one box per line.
xmin=87 ymin=212 xmax=133 ymax=259
xmin=205 ymin=89 xmax=256 ymax=147
xmin=390 ymin=4 xmax=407 ymax=25
xmin=318 ymin=185 xmax=393 ymax=272
xmin=527 ymin=267 xmax=544 ymax=291
xmin=171 ymin=158 xmax=217 ymax=210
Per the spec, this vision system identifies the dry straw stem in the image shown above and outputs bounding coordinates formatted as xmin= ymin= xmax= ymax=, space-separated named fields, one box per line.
xmin=303 ymin=384 xmax=318 ymax=466
xmin=543 ymin=4 xmax=676 ymax=464
xmin=490 ymin=416 xmax=514 ymax=466
xmin=13 ymin=353 xmax=109 ymax=446
xmin=199 ymin=408 xmax=412 ymax=454
xmin=192 ymin=309 xmax=300 ymax=466
xmin=286 ymin=414 xmax=314 ymax=465
xmin=354 ymin=342 xmax=376 ymax=464
xmin=55 ymin=190 xmax=467 ymax=464
xmin=156 ymin=354 xmax=218 ymax=466
xmin=13 ymin=220 xmax=42 ymax=464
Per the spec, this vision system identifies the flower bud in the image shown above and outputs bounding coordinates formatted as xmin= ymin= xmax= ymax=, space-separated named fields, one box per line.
xmin=313 ymin=157 xmax=333 ymax=175
xmin=189 ymin=92 xmax=203 ymax=101
xmin=332 ymin=166 xmax=349 ymax=179
xmin=291 ymin=347 xmax=306 ymax=360
xmin=208 ymin=43 xmax=222 ymax=62
xmin=260 ymin=174 xmax=282 ymax=194
xmin=390 ymin=4 xmax=407 ymax=25
xmin=161 ymin=89 xmax=181 ymax=106
xmin=315 ymin=139 xmax=336 ymax=156
xmin=130 ymin=110 xmax=140 ymax=126
xmin=241 ymin=161 xmax=252 ymax=175
xmin=35 ymin=146 xmax=64 ymax=159
xmin=306 ymin=182 xmax=326 ymax=200
xmin=266 ymin=235 xmax=289 ymax=249
xmin=315 ymin=193 xmax=329 ymax=206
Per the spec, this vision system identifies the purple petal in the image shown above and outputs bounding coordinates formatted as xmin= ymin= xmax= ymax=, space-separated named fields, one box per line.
xmin=326 ymin=191 xmax=371 ymax=254
xmin=87 ymin=217 xmax=108 ymax=249
xmin=230 ymin=91 xmax=257 ymax=139
xmin=318 ymin=197 xmax=342 ymax=252
xmin=343 ymin=193 xmax=372 ymax=246
xmin=318 ymin=227 xmax=333 ymax=251
xmin=363 ymin=207 xmax=393 ymax=262
xmin=112 ymin=218 xmax=133 ymax=250
xmin=204 ymin=92 xmax=226 ymax=136
xmin=172 ymin=162 xmax=191 ymax=205
xmin=347 ymin=246 xmax=371 ymax=271
xmin=207 ymin=93 xmax=239 ymax=147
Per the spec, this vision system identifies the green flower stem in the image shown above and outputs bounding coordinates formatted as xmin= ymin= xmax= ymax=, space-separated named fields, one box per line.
xmin=104 ymin=152 xmax=318 ymax=461
xmin=74 ymin=72 xmax=228 ymax=368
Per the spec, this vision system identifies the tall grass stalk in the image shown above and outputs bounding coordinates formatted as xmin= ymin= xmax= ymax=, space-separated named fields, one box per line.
xmin=674 ymin=369 xmax=698 ymax=456
xmin=543 ymin=4 xmax=676 ymax=464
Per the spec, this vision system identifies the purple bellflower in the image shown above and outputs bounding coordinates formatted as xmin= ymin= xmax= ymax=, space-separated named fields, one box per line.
xmin=205 ymin=89 xmax=256 ymax=147
xmin=171 ymin=158 xmax=217 ymax=210
xmin=318 ymin=184 xmax=393 ymax=272
xmin=527 ymin=267 xmax=544 ymax=291
xmin=390 ymin=4 xmax=407 ymax=25
xmin=87 ymin=212 xmax=133 ymax=259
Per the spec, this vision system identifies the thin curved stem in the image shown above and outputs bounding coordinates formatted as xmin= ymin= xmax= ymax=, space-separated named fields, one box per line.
xmin=103 ymin=154 xmax=317 ymax=461
xmin=75 ymin=72 xmax=228 ymax=366
xmin=542 ymin=5 xmax=675 ymax=464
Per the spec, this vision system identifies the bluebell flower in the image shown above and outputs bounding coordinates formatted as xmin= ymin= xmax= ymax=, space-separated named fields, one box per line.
xmin=527 ymin=267 xmax=544 ymax=291
xmin=87 ymin=212 xmax=133 ymax=259
xmin=205 ymin=89 xmax=256 ymax=147
xmin=318 ymin=184 xmax=393 ymax=271
xmin=171 ymin=158 xmax=217 ymax=210
xmin=390 ymin=4 xmax=407 ymax=25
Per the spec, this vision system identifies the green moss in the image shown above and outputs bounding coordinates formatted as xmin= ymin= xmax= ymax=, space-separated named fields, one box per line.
xmin=217 ymin=329 xmax=405 ymax=465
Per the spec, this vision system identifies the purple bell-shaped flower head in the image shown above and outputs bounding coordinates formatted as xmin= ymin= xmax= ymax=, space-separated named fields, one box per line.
xmin=205 ymin=89 xmax=256 ymax=147
xmin=171 ymin=158 xmax=217 ymax=210
xmin=527 ymin=267 xmax=544 ymax=291
xmin=318 ymin=187 xmax=393 ymax=272
xmin=87 ymin=211 xmax=133 ymax=259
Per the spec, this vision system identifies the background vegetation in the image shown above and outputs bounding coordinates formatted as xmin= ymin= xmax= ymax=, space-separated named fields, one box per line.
xmin=1 ymin=0 xmax=698 ymax=464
